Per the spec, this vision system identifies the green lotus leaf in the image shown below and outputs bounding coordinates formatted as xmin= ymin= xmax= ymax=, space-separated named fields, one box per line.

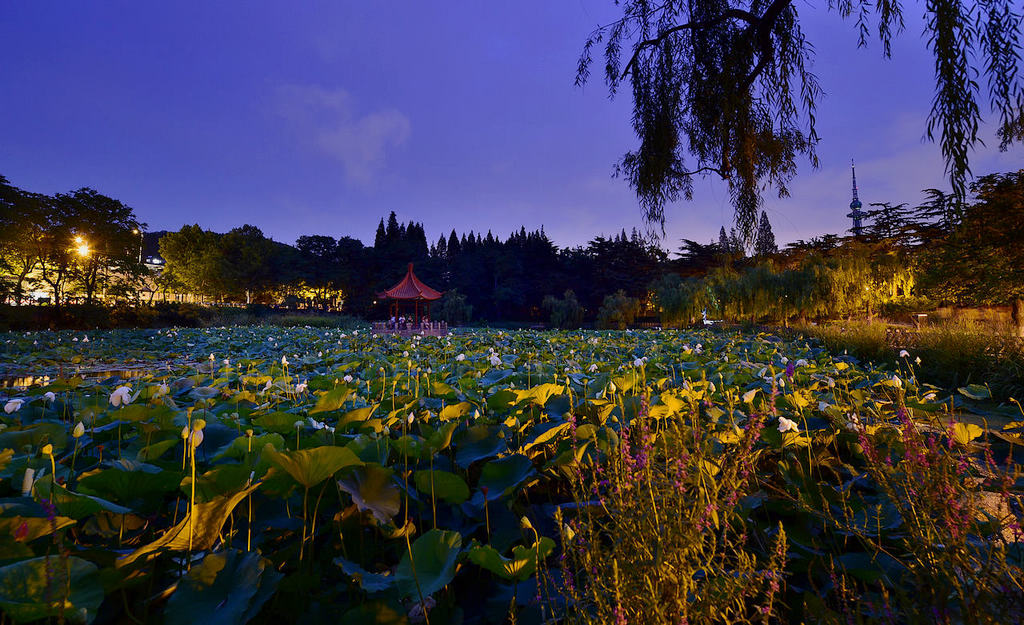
xmin=164 ymin=550 xmax=281 ymax=625
xmin=478 ymin=454 xmax=534 ymax=500
xmin=413 ymin=470 xmax=470 ymax=504
xmin=0 ymin=556 xmax=103 ymax=624
xmin=77 ymin=466 xmax=184 ymax=510
xmin=957 ymin=384 xmax=991 ymax=400
xmin=119 ymin=483 xmax=259 ymax=567
xmin=338 ymin=465 xmax=400 ymax=523
xmin=309 ymin=388 xmax=352 ymax=415
xmin=455 ymin=424 xmax=506 ymax=468
xmin=264 ymin=444 xmax=362 ymax=489
xmin=468 ymin=537 xmax=555 ymax=581
xmin=394 ymin=529 xmax=462 ymax=600
xmin=334 ymin=557 xmax=395 ymax=592
xmin=438 ymin=402 xmax=472 ymax=421
xmin=214 ymin=432 xmax=285 ymax=461
xmin=32 ymin=476 xmax=131 ymax=519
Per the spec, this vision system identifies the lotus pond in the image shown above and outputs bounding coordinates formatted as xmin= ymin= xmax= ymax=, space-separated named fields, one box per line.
xmin=1 ymin=326 xmax=1022 ymax=624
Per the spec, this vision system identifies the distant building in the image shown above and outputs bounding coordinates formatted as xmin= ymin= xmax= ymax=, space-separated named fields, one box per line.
xmin=847 ymin=160 xmax=867 ymax=236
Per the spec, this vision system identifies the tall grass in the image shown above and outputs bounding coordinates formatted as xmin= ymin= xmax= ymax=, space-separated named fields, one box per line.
xmin=797 ymin=321 xmax=1024 ymax=400
xmin=558 ymin=383 xmax=1024 ymax=624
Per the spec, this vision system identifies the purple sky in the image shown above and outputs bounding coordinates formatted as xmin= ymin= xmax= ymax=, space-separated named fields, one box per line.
xmin=2 ymin=2 xmax=1019 ymax=251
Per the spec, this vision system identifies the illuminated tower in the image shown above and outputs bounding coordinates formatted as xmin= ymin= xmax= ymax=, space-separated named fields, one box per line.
xmin=846 ymin=160 xmax=867 ymax=236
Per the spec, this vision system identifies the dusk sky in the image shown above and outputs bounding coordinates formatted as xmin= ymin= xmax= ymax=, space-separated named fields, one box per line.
xmin=2 ymin=2 xmax=1020 ymax=252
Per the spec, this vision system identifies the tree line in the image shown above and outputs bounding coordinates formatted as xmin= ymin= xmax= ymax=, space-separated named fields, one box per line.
xmin=3 ymin=170 xmax=1021 ymax=332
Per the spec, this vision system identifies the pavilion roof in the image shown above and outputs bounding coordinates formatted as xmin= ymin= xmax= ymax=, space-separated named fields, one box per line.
xmin=377 ymin=263 xmax=443 ymax=301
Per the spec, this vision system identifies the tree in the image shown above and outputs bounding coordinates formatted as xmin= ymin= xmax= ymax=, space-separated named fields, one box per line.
xmin=296 ymin=235 xmax=340 ymax=308
xmin=578 ymin=1 xmax=1024 ymax=240
xmin=55 ymin=188 xmax=146 ymax=304
xmin=543 ymin=289 xmax=585 ymax=329
xmin=0 ymin=176 xmax=46 ymax=303
xmin=159 ymin=225 xmax=221 ymax=301
xmin=216 ymin=225 xmax=277 ymax=304
xmin=596 ymin=289 xmax=641 ymax=329
xmin=753 ymin=211 xmax=778 ymax=256
xmin=918 ymin=169 xmax=1024 ymax=335
xmin=436 ymin=289 xmax=473 ymax=325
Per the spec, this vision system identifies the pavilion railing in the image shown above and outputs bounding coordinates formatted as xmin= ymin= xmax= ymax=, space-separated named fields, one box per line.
xmin=371 ymin=321 xmax=449 ymax=337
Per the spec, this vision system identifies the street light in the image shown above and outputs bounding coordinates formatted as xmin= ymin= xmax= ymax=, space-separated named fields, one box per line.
xmin=73 ymin=236 xmax=90 ymax=257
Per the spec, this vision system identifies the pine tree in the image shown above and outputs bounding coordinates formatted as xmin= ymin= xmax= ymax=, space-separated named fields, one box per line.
xmin=718 ymin=227 xmax=730 ymax=253
xmin=374 ymin=219 xmax=386 ymax=249
xmin=753 ymin=211 xmax=778 ymax=256
xmin=728 ymin=229 xmax=746 ymax=257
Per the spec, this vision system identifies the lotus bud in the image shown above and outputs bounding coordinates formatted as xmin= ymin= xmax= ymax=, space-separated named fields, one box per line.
xmin=43 ymin=391 xmax=56 ymax=403
xmin=21 ymin=468 xmax=35 ymax=496
xmin=520 ymin=516 xmax=534 ymax=531
xmin=245 ymin=429 xmax=254 ymax=437
xmin=181 ymin=426 xmax=190 ymax=440
xmin=562 ymin=523 xmax=576 ymax=542
xmin=41 ymin=444 xmax=53 ymax=456
xmin=72 ymin=422 xmax=86 ymax=438
xmin=190 ymin=429 xmax=204 ymax=448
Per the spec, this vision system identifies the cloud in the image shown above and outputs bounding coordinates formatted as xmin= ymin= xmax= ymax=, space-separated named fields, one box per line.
xmin=276 ymin=84 xmax=410 ymax=185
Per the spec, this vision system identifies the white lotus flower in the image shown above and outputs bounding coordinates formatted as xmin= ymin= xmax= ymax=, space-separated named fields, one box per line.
xmin=73 ymin=421 xmax=86 ymax=438
xmin=109 ymin=386 xmax=133 ymax=407
xmin=633 ymin=358 xmax=644 ymax=367
xmin=209 ymin=353 xmax=215 ymax=361
xmin=818 ymin=401 xmax=831 ymax=412
xmin=778 ymin=416 xmax=799 ymax=433
xmin=281 ymin=356 xmax=289 ymax=366
xmin=343 ymin=375 xmax=353 ymax=383
xmin=827 ymin=377 xmax=836 ymax=388
xmin=796 ymin=359 xmax=808 ymax=367
xmin=587 ymin=364 xmax=598 ymax=373
xmin=5 ymin=398 xmax=25 ymax=414
xmin=295 ymin=382 xmax=308 ymax=393
xmin=403 ymin=351 xmax=409 ymax=357
xmin=308 ymin=417 xmax=325 ymax=430
xmin=43 ymin=391 xmax=56 ymax=403
xmin=488 ymin=354 xmax=501 ymax=367
xmin=707 ymin=382 xmax=716 ymax=393
xmin=263 ymin=380 xmax=273 ymax=392
xmin=456 ymin=354 xmax=466 ymax=362
xmin=742 ymin=389 xmax=758 ymax=403
xmin=899 ymin=350 xmax=909 ymax=358
xmin=891 ymin=375 xmax=902 ymax=388
xmin=407 ymin=412 xmax=415 ymax=424
xmin=153 ymin=383 xmax=170 ymax=398
xmin=82 ymin=336 xmax=89 ymax=343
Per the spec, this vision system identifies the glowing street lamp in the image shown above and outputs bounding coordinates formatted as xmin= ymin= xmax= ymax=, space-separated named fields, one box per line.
xmin=73 ymin=235 xmax=90 ymax=257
